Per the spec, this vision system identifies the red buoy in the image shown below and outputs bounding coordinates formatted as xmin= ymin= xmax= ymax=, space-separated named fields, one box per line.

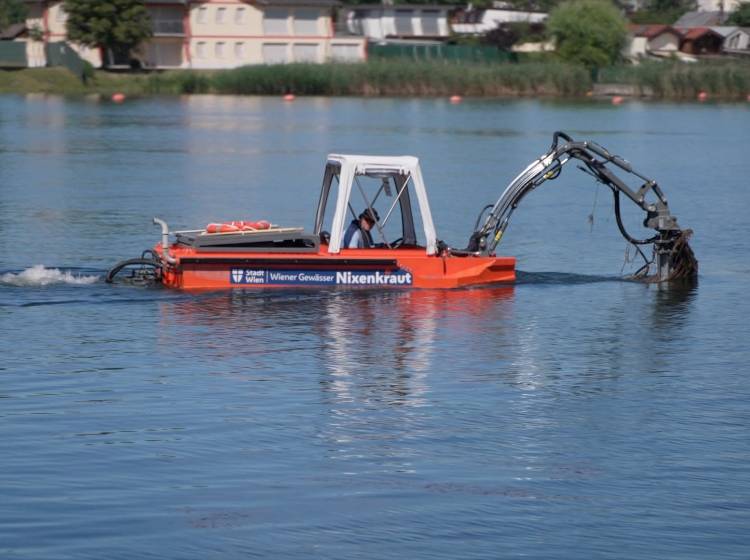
xmin=697 ymin=91 xmax=708 ymax=102
xmin=283 ymin=94 xmax=295 ymax=102
xmin=111 ymin=93 xmax=126 ymax=103
xmin=611 ymin=95 xmax=623 ymax=105
xmin=449 ymin=95 xmax=462 ymax=104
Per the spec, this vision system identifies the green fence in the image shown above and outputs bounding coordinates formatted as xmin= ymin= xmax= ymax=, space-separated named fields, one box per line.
xmin=45 ymin=41 xmax=85 ymax=79
xmin=0 ymin=42 xmax=27 ymax=68
xmin=368 ymin=43 xmax=515 ymax=64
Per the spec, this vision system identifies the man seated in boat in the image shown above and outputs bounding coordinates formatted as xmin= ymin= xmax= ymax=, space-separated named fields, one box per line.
xmin=343 ymin=208 xmax=380 ymax=249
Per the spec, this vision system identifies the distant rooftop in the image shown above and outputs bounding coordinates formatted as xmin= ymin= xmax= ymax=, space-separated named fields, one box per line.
xmin=0 ymin=23 xmax=26 ymax=40
xmin=674 ymin=11 xmax=728 ymax=28
xmin=629 ymin=24 xmax=680 ymax=39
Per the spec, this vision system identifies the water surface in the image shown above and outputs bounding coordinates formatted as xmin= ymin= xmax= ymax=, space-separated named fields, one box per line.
xmin=1 ymin=95 xmax=748 ymax=559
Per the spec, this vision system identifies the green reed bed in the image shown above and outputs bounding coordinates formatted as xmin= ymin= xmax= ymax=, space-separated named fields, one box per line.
xmin=144 ymin=60 xmax=592 ymax=98
xmin=5 ymin=59 xmax=747 ymax=100
xmin=599 ymin=60 xmax=750 ymax=100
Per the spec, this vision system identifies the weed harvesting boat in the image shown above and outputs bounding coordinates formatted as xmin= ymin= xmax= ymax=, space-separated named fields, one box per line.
xmin=106 ymin=132 xmax=697 ymax=289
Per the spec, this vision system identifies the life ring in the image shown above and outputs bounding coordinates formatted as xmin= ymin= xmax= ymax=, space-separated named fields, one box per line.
xmin=205 ymin=220 xmax=271 ymax=234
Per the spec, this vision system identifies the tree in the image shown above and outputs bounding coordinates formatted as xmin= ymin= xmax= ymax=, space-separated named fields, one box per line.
xmin=482 ymin=22 xmax=547 ymax=50
xmin=63 ymin=0 xmax=152 ymax=66
xmin=547 ymin=0 xmax=627 ymax=69
xmin=728 ymin=3 xmax=750 ymax=26
xmin=0 ymin=0 xmax=26 ymax=31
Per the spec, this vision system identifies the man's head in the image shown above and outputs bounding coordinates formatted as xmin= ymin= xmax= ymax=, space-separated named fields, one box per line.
xmin=359 ymin=208 xmax=379 ymax=230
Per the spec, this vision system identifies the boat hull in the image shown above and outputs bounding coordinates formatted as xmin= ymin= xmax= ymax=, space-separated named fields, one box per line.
xmin=157 ymin=245 xmax=515 ymax=290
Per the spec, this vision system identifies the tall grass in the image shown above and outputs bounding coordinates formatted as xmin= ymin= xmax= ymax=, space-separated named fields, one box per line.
xmin=145 ymin=60 xmax=592 ymax=97
xmin=4 ymin=59 xmax=748 ymax=99
xmin=599 ymin=60 xmax=750 ymax=100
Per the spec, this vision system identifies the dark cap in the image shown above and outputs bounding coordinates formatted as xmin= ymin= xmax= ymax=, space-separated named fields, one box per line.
xmin=360 ymin=208 xmax=379 ymax=224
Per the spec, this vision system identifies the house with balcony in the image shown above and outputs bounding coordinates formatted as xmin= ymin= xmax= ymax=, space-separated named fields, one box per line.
xmin=190 ymin=0 xmax=364 ymax=67
xmin=21 ymin=0 xmax=365 ymax=70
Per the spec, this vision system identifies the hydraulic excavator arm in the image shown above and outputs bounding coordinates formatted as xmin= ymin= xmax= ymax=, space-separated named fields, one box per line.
xmin=462 ymin=132 xmax=697 ymax=282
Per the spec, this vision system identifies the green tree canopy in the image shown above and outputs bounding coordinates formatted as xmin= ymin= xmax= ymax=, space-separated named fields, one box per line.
xmin=0 ymin=0 xmax=27 ymax=31
xmin=728 ymin=3 xmax=750 ymax=26
xmin=547 ymin=0 xmax=627 ymax=69
xmin=63 ymin=0 xmax=152 ymax=64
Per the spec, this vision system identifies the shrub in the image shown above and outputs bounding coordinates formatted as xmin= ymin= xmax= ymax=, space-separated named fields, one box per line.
xmin=547 ymin=0 xmax=627 ymax=69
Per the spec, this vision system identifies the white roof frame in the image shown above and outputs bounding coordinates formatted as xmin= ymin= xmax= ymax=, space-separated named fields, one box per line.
xmin=325 ymin=154 xmax=438 ymax=255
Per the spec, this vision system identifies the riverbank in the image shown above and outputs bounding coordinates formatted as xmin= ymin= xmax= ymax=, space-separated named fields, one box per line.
xmin=1 ymin=59 xmax=749 ymax=100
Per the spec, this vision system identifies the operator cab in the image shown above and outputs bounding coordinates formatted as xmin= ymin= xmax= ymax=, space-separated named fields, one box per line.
xmin=313 ymin=155 xmax=439 ymax=255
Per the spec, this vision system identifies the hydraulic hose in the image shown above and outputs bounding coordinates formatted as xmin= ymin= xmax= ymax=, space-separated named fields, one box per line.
xmin=105 ymin=258 xmax=162 ymax=284
xmin=613 ymin=190 xmax=659 ymax=246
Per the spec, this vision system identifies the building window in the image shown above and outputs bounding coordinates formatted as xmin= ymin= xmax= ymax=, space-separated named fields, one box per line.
xmin=293 ymin=9 xmax=319 ymax=35
xmin=196 ymin=41 xmax=206 ymax=58
xmin=235 ymin=7 xmax=246 ymax=25
xmin=292 ymin=43 xmax=318 ymax=62
xmin=262 ymin=43 xmax=288 ymax=64
xmin=215 ymin=42 xmax=225 ymax=58
xmin=421 ymin=10 xmax=440 ymax=36
xmin=234 ymin=42 xmax=245 ymax=59
xmin=149 ymin=6 xmax=184 ymax=35
xmin=145 ymin=42 xmax=183 ymax=68
xmin=263 ymin=8 xmax=289 ymax=35
xmin=216 ymin=7 xmax=226 ymax=24
xmin=197 ymin=6 xmax=207 ymax=24
xmin=395 ymin=10 xmax=413 ymax=36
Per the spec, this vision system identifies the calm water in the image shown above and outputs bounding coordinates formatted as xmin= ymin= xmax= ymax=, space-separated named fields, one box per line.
xmin=1 ymin=95 xmax=749 ymax=559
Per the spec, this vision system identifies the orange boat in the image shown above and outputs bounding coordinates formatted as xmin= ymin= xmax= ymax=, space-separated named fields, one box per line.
xmin=107 ymin=133 xmax=696 ymax=289
xmin=108 ymin=154 xmax=514 ymax=290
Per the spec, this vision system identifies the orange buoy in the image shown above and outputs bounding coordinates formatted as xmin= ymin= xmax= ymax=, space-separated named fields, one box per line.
xmin=449 ymin=95 xmax=462 ymax=104
xmin=697 ymin=91 xmax=708 ymax=102
xmin=612 ymin=95 xmax=623 ymax=105
xmin=111 ymin=93 xmax=126 ymax=103
xmin=283 ymin=94 xmax=295 ymax=102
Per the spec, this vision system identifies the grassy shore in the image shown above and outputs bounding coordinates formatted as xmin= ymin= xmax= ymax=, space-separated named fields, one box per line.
xmin=1 ymin=59 xmax=749 ymax=100
xmin=598 ymin=60 xmax=750 ymax=100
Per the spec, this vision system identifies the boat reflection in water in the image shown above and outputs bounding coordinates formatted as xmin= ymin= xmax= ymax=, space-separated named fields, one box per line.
xmin=158 ymin=286 xmax=515 ymax=407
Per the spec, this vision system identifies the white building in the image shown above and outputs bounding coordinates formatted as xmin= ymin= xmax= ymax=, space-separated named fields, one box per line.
xmin=340 ymin=4 xmax=452 ymax=41
xmin=696 ymin=0 xmax=749 ymax=13
xmin=451 ymin=7 xmax=547 ymax=36
xmin=624 ymin=24 xmax=682 ymax=61
xmin=723 ymin=27 xmax=750 ymax=52
xmin=22 ymin=0 xmax=366 ymax=69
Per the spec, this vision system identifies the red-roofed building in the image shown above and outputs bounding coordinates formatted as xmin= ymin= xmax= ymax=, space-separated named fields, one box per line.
xmin=678 ymin=27 xmax=724 ymax=55
xmin=624 ymin=24 xmax=681 ymax=60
